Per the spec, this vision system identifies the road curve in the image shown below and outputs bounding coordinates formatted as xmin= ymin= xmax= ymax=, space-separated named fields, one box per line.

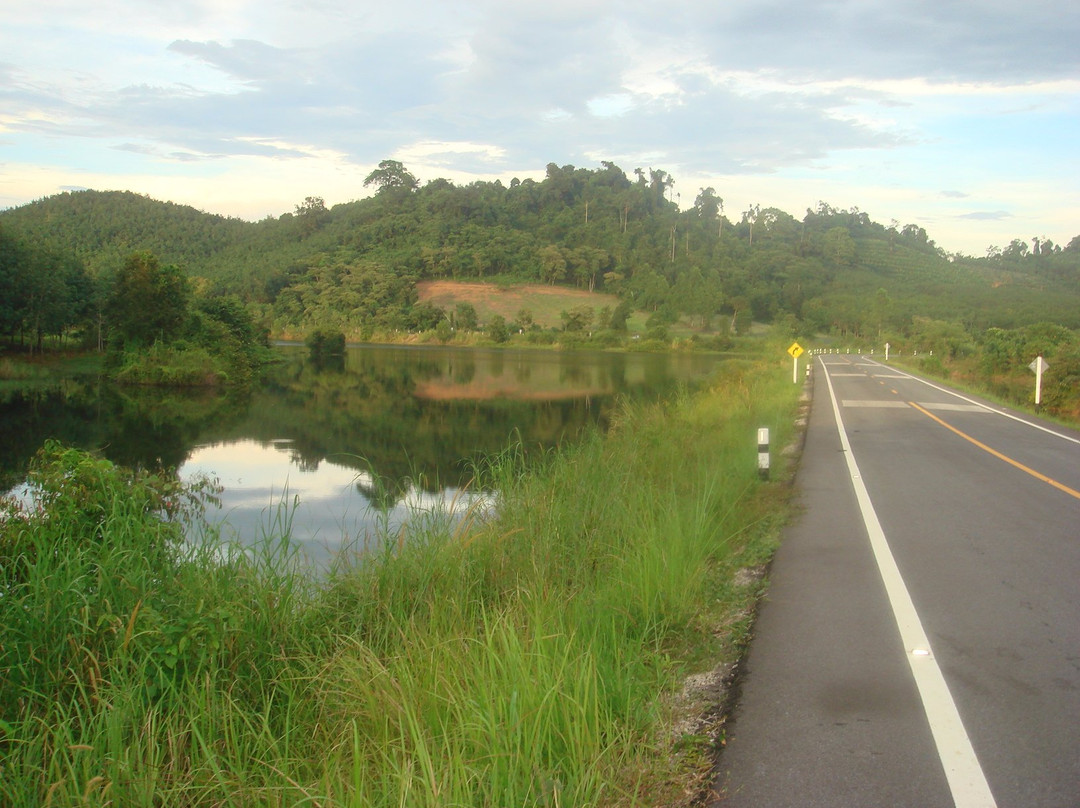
xmin=712 ymin=355 xmax=1080 ymax=807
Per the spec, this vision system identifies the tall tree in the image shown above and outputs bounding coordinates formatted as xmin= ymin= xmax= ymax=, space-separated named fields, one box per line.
xmin=294 ymin=196 xmax=330 ymax=237
xmin=364 ymin=160 xmax=419 ymax=195
xmin=107 ymin=251 xmax=191 ymax=347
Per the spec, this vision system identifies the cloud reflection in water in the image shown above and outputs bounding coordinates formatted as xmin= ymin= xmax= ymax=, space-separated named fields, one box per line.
xmin=180 ymin=439 xmax=485 ymax=567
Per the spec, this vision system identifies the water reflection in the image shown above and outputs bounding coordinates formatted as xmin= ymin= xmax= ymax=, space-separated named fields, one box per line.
xmin=4 ymin=344 xmax=724 ymax=563
xmin=182 ymin=440 xmax=484 ymax=567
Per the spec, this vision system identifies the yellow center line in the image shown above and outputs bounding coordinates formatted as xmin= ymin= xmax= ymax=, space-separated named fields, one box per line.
xmin=908 ymin=402 xmax=1080 ymax=501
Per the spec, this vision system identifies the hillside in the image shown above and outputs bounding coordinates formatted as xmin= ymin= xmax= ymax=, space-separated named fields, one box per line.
xmin=3 ymin=163 xmax=1080 ymax=344
xmin=416 ymin=281 xmax=621 ymax=330
xmin=0 ymin=190 xmax=251 ymax=278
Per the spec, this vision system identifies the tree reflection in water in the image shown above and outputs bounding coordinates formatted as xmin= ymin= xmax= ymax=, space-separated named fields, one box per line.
xmin=3 ymin=344 xmax=724 ymax=564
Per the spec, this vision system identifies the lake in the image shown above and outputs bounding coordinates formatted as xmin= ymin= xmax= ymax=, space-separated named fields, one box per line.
xmin=2 ymin=344 xmax=725 ymax=564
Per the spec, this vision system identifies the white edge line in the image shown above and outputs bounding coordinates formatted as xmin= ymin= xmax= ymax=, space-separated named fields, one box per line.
xmin=822 ymin=362 xmax=999 ymax=808
xmin=859 ymin=359 xmax=1080 ymax=446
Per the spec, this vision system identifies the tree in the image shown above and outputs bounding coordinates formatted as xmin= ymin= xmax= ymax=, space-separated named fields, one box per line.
xmin=823 ymin=226 xmax=856 ymax=266
xmin=561 ymin=305 xmax=594 ymax=333
xmin=694 ymin=187 xmax=725 ymax=236
xmin=744 ymin=204 xmax=761 ymax=247
xmin=435 ymin=319 xmax=453 ymax=343
xmin=609 ymin=300 xmax=631 ymax=332
xmin=729 ymin=295 xmax=752 ymax=335
xmin=454 ymin=302 xmax=478 ymax=331
xmin=538 ymin=245 xmax=567 ymax=285
xmin=1002 ymin=238 xmax=1029 ymax=262
xmin=107 ymin=251 xmax=191 ymax=347
xmin=673 ymin=266 xmax=722 ymax=329
xmin=409 ymin=302 xmax=445 ymax=332
xmin=648 ymin=168 xmax=674 ymax=209
xmin=487 ymin=314 xmax=509 ymax=344
xmin=364 ymin=160 xmax=419 ymax=195
xmin=294 ymin=196 xmax=329 ymax=237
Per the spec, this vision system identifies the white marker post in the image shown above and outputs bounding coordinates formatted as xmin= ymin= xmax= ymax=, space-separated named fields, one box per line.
xmin=885 ymin=342 xmax=891 ymax=361
xmin=757 ymin=427 xmax=770 ymax=480
xmin=1029 ymin=356 xmax=1049 ymax=411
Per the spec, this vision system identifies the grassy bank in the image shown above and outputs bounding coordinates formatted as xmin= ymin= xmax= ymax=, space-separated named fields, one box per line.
xmin=0 ymin=353 xmax=103 ymax=388
xmin=0 ymin=356 xmax=801 ymax=806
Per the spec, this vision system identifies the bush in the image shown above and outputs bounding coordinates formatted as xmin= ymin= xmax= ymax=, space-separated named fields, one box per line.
xmin=306 ymin=329 xmax=346 ymax=357
xmin=112 ymin=343 xmax=226 ymax=386
xmin=486 ymin=314 xmax=509 ymax=344
xmin=526 ymin=329 xmax=557 ymax=345
xmin=0 ymin=442 xmax=217 ymax=711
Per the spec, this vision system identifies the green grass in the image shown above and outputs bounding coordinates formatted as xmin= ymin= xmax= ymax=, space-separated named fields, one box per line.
xmin=0 ymin=353 xmax=103 ymax=390
xmin=0 ymin=355 xmax=801 ymax=806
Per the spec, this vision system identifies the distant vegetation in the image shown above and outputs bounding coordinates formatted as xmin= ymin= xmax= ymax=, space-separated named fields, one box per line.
xmin=1 ymin=158 xmax=1078 ymax=412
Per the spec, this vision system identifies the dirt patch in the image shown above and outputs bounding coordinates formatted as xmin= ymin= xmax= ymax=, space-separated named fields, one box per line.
xmin=416 ymin=281 xmax=620 ymax=329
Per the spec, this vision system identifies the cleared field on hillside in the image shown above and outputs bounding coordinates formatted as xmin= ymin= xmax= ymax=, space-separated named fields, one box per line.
xmin=417 ymin=281 xmax=620 ymax=328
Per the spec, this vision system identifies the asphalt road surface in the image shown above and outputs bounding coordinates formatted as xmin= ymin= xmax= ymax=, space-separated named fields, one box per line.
xmin=713 ymin=355 xmax=1080 ymax=807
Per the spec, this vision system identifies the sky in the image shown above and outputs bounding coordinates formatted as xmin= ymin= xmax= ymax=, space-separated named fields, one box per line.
xmin=1 ymin=0 xmax=1077 ymax=256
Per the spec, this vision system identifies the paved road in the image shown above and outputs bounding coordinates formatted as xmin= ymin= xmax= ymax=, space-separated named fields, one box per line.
xmin=712 ymin=356 xmax=1080 ymax=807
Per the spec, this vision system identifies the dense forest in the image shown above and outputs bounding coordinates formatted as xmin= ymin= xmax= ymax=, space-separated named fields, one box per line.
xmin=2 ymin=160 xmax=1079 ymax=410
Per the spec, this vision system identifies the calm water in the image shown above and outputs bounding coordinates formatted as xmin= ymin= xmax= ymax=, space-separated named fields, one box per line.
xmin=2 ymin=344 xmax=724 ymax=563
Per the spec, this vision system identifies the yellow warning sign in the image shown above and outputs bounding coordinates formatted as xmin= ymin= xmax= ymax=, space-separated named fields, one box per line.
xmin=787 ymin=342 xmax=804 ymax=359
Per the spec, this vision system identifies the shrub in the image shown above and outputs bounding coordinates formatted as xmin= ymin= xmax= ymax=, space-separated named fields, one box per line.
xmin=306 ymin=328 xmax=347 ymax=356
xmin=112 ymin=343 xmax=226 ymax=386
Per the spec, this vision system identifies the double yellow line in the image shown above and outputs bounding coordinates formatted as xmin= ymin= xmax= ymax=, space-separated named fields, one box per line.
xmin=908 ymin=402 xmax=1080 ymax=501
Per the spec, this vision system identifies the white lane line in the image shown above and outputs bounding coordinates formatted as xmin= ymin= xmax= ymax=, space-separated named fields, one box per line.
xmin=920 ymin=403 xmax=991 ymax=413
xmin=841 ymin=401 xmax=990 ymax=412
xmin=822 ymin=362 xmax=998 ymax=808
xmin=858 ymin=360 xmax=1080 ymax=446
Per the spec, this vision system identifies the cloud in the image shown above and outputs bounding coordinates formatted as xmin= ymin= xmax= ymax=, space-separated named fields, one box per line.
xmin=393 ymin=140 xmax=508 ymax=173
xmin=955 ymin=210 xmax=1012 ymax=221
xmin=115 ymin=142 xmax=195 ymax=160
xmin=677 ymin=0 xmax=1080 ymax=84
xmin=1 ymin=0 xmax=1077 ymax=254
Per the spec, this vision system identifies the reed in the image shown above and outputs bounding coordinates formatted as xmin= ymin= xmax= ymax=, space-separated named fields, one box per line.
xmin=0 ymin=357 xmax=799 ymax=806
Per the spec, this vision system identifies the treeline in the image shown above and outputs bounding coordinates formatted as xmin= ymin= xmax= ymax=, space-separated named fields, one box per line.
xmin=907 ymin=321 xmax=1080 ymax=419
xmin=3 ymin=161 xmax=1080 ymax=371
xmin=0 ymin=227 xmax=265 ymax=384
xmin=4 ymin=164 xmax=1080 ymax=341
xmin=0 ymin=226 xmax=93 ymax=353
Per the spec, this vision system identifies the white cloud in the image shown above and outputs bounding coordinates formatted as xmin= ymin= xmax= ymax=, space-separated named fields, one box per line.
xmin=1 ymin=0 xmax=1078 ymax=253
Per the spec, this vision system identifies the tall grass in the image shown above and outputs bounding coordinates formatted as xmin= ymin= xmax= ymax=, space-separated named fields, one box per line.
xmin=0 ymin=358 xmax=799 ymax=806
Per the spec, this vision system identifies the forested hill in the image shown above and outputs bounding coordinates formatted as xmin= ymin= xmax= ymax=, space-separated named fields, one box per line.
xmin=0 ymin=190 xmax=251 ymax=277
xmin=3 ymin=161 xmax=1080 ymax=341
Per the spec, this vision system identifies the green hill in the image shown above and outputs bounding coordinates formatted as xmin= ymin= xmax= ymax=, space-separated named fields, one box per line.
xmin=3 ymin=162 xmax=1079 ymax=343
